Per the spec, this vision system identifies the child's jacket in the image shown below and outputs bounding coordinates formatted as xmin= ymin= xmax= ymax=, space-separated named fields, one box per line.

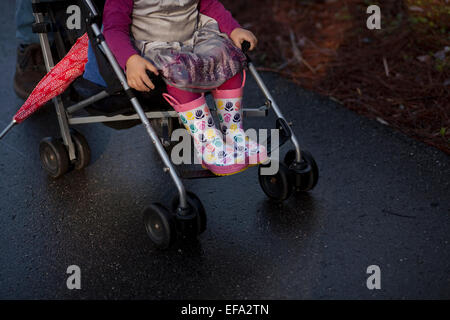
xmin=104 ymin=0 xmax=246 ymax=91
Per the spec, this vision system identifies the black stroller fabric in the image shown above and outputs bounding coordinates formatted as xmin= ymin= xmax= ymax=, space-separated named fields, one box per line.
xmin=38 ymin=0 xmax=172 ymax=129
xmin=79 ymin=0 xmax=123 ymax=94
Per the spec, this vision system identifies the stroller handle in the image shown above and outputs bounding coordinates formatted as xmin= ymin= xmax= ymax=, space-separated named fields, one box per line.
xmin=241 ymin=41 xmax=252 ymax=63
xmin=242 ymin=41 xmax=251 ymax=54
xmin=146 ymin=70 xmax=161 ymax=90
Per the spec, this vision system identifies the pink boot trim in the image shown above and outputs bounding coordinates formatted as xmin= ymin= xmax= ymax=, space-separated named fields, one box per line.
xmin=163 ymin=93 xmax=206 ymax=112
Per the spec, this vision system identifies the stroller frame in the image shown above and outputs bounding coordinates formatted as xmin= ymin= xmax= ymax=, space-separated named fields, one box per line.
xmin=28 ymin=0 xmax=316 ymax=248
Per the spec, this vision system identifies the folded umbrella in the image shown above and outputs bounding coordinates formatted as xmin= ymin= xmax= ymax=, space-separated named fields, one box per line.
xmin=0 ymin=33 xmax=89 ymax=139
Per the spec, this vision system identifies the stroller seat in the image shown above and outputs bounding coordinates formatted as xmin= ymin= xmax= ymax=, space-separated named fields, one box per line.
xmin=72 ymin=75 xmax=173 ymax=130
xmin=71 ymin=41 xmax=173 ymax=129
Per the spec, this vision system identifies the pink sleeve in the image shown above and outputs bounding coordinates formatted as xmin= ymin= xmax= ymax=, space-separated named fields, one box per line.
xmin=199 ymin=0 xmax=241 ymax=36
xmin=103 ymin=0 xmax=138 ymax=70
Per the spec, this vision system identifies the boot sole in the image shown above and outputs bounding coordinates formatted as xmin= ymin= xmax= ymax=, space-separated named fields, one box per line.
xmin=201 ymin=164 xmax=250 ymax=177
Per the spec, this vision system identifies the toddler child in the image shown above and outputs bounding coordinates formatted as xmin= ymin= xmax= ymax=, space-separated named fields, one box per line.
xmin=103 ymin=0 xmax=268 ymax=175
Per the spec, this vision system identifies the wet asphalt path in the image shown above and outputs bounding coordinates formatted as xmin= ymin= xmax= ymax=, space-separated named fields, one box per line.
xmin=0 ymin=1 xmax=449 ymax=299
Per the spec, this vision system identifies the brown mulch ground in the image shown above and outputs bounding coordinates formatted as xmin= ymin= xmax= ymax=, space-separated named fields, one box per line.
xmin=223 ymin=0 xmax=450 ymax=153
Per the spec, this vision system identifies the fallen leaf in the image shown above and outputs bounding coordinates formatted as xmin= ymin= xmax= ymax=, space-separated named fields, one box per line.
xmin=409 ymin=6 xmax=424 ymax=12
xmin=376 ymin=117 xmax=389 ymax=125
xmin=417 ymin=55 xmax=430 ymax=63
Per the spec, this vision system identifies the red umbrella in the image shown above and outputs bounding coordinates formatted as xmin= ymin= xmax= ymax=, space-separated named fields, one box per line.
xmin=0 ymin=33 xmax=89 ymax=139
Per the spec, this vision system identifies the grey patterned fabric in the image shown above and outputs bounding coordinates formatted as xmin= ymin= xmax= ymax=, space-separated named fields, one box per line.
xmin=131 ymin=0 xmax=246 ymax=92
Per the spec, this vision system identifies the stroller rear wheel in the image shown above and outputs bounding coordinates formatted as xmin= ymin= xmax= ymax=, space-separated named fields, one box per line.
xmin=70 ymin=129 xmax=91 ymax=170
xmin=39 ymin=137 xmax=70 ymax=179
xmin=258 ymin=161 xmax=293 ymax=201
xmin=143 ymin=203 xmax=177 ymax=249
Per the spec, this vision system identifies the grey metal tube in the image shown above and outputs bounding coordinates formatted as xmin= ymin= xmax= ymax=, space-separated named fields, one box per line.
xmin=68 ymin=107 xmax=266 ymax=125
xmin=0 ymin=121 xmax=16 ymax=140
xmin=247 ymin=63 xmax=303 ymax=163
xmin=32 ymin=1 xmax=76 ymax=160
xmin=69 ymin=111 xmax=178 ymax=125
xmin=67 ymin=91 xmax=110 ymax=114
xmin=90 ymin=23 xmax=188 ymax=209
xmin=83 ymin=0 xmax=98 ymax=16
xmin=129 ymin=96 xmax=189 ymax=206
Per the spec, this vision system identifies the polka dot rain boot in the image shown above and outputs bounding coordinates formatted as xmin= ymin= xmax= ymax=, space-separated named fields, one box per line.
xmin=212 ymin=71 xmax=268 ymax=166
xmin=163 ymin=93 xmax=248 ymax=176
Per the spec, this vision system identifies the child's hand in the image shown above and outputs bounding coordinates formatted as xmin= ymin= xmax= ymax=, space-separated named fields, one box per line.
xmin=125 ymin=54 xmax=159 ymax=92
xmin=230 ymin=28 xmax=258 ymax=51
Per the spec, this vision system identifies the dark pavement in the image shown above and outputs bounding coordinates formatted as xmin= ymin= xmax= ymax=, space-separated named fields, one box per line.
xmin=0 ymin=1 xmax=449 ymax=299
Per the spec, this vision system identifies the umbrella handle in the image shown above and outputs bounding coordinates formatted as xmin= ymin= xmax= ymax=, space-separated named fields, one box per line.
xmin=0 ymin=120 xmax=17 ymax=140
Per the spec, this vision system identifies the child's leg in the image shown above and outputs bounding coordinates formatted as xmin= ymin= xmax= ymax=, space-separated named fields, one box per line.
xmin=217 ymin=73 xmax=242 ymax=91
xmin=162 ymin=85 xmax=248 ymax=176
xmin=212 ymin=71 xmax=268 ymax=165
xmin=166 ymin=74 xmax=241 ymax=104
xmin=166 ymin=85 xmax=201 ymax=104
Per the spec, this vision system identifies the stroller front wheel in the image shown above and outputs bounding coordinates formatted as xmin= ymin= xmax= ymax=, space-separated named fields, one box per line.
xmin=39 ymin=137 xmax=70 ymax=179
xmin=172 ymin=191 xmax=207 ymax=237
xmin=143 ymin=203 xmax=177 ymax=249
xmin=284 ymin=149 xmax=319 ymax=191
xmin=258 ymin=162 xmax=293 ymax=201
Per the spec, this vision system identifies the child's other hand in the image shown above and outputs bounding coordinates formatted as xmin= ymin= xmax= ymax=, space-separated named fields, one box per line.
xmin=125 ymin=54 xmax=159 ymax=92
xmin=230 ymin=28 xmax=258 ymax=51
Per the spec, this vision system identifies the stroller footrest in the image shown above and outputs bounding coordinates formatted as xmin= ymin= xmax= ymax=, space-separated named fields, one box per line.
xmin=243 ymin=106 xmax=269 ymax=117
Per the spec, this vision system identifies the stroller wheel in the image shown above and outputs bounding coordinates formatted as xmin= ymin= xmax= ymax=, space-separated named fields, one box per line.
xmin=39 ymin=137 xmax=70 ymax=179
xmin=143 ymin=203 xmax=177 ymax=249
xmin=258 ymin=161 xmax=293 ymax=201
xmin=284 ymin=149 xmax=319 ymax=191
xmin=172 ymin=191 xmax=207 ymax=237
xmin=70 ymin=129 xmax=91 ymax=170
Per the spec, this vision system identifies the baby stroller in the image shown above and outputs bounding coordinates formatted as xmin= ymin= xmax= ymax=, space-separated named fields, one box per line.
xmin=10 ymin=0 xmax=319 ymax=249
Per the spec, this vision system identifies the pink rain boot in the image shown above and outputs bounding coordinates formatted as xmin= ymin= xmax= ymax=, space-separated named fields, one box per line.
xmin=163 ymin=93 xmax=248 ymax=176
xmin=212 ymin=71 xmax=268 ymax=166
